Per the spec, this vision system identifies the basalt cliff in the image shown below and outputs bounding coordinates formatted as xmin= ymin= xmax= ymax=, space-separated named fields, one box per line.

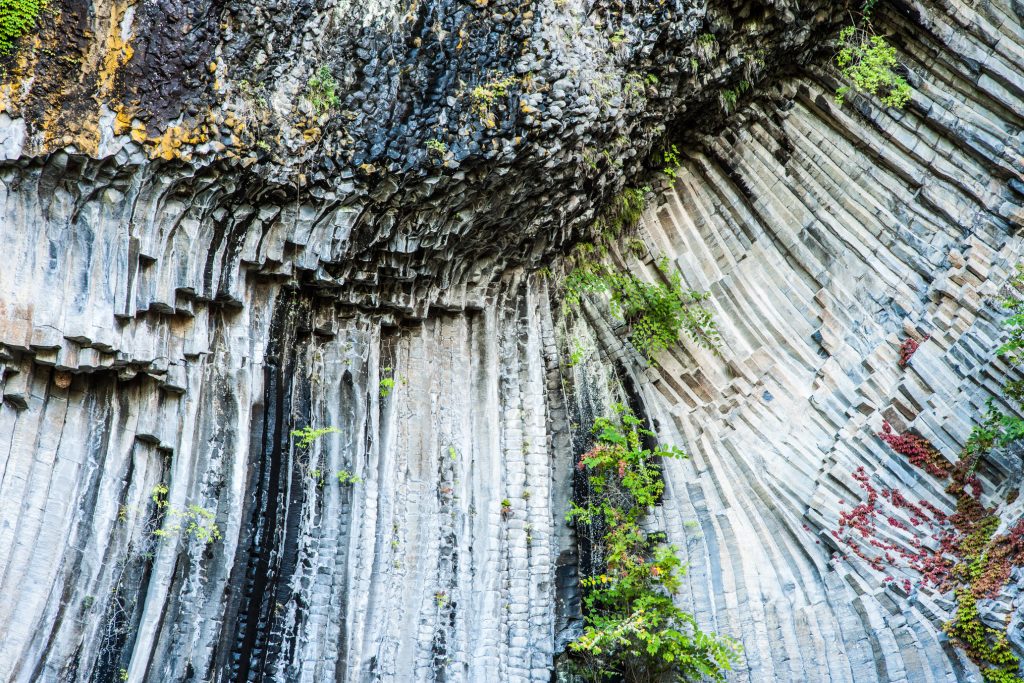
xmin=1 ymin=0 xmax=1023 ymax=681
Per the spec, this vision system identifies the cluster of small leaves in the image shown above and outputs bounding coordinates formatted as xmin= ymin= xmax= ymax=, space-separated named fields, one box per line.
xmin=661 ymin=144 xmax=682 ymax=181
xmin=425 ymin=138 xmax=447 ymax=155
xmin=878 ymin=421 xmax=951 ymax=478
xmin=150 ymin=484 xmax=222 ymax=544
xmin=587 ymin=185 xmax=652 ymax=249
xmin=965 ymin=268 xmax=1024 ymax=457
xmin=898 ymin=336 xmax=925 ymax=367
xmin=470 ymin=75 xmax=519 ymax=127
xmin=292 ymin=425 xmax=364 ymax=487
xmin=946 ymin=590 xmax=1024 ymax=683
xmin=720 ymin=80 xmax=751 ymax=114
xmin=567 ymin=405 xmax=740 ymax=681
xmin=0 ymin=0 xmax=45 ymax=56
xmin=306 ymin=65 xmax=340 ymax=114
xmin=997 ymin=266 xmax=1024 ymax=364
xmin=565 ymin=258 xmax=720 ymax=361
xmin=335 ymin=469 xmax=362 ymax=485
xmin=291 ymin=425 xmax=341 ymax=449
xmin=834 ymin=25 xmax=912 ymax=109
xmin=379 ymin=367 xmax=396 ymax=398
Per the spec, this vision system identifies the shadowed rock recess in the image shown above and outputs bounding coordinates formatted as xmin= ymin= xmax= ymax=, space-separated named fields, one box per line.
xmin=1 ymin=0 xmax=1023 ymax=679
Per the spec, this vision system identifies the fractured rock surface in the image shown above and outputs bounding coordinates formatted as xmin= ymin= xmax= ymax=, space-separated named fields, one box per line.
xmin=0 ymin=0 xmax=1023 ymax=681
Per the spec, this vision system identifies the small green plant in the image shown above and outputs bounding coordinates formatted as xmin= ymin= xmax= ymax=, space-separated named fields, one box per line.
xmin=151 ymin=483 xmax=169 ymax=505
xmin=661 ymin=144 xmax=682 ymax=181
xmin=567 ymin=405 xmax=740 ymax=680
xmin=150 ymin=484 xmax=222 ymax=545
xmin=291 ymin=425 xmax=341 ymax=449
xmin=0 ymin=0 xmax=45 ymax=56
xmin=522 ymin=490 xmax=531 ymax=500
xmin=997 ymin=265 xmax=1024 ymax=365
xmin=609 ymin=30 xmax=625 ymax=46
xmin=81 ymin=595 xmax=94 ymax=611
xmin=567 ymin=338 xmax=587 ymax=367
xmin=119 ymin=669 xmax=128 ymax=682
xmin=721 ymin=80 xmax=751 ymax=113
xmin=306 ymin=65 xmax=340 ymax=114
xmin=435 ymin=591 xmax=449 ymax=608
xmin=379 ymin=367 xmax=396 ymax=398
xmin=834 ymin=3 xmax=912 ymax=109
xmin=565 ymin=258 xmax=720 ymax=361
xmin=336 ymin=469 xmax=363 ymax=485
xmin=310 ymin=468 xmax=325 ymax=487
xmin=425 ymin=138 xmax=447 ymax=155
xmin=470 ymin=74 xmax=519 ymax=127
xmin=501 ymin=498 xmax=513 ymax=518
xmin=721 ymin=89 xmax=738 ymax=113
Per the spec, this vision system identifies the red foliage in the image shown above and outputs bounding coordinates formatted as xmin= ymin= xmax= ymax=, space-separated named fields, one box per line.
xmin=577 ymin=445 xmax=608 ymax=471
xmin=879 ymin=422 xmax=951 ymax=478
xmin=827 ymin=425 xmax=1024 ymax=601
xmin=898 ymin=336 xmax=928 ymax=367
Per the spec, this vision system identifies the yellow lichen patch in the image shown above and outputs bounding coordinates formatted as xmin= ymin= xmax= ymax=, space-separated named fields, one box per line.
xmin=147 ymin=124 xmax=211 ymax=160
xmin=0 ymin=34 xmax=43 ymax=110
xmin=9 ymin=0 xmax=139 ymax=156
xmin=96 ymin=0 xmax=135 ymax=97
xmin=112 ymin=106 xmax=133 ymax=135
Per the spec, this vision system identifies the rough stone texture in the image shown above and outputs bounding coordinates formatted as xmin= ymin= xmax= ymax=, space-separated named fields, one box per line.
xmin=0 ymin=0 xmax=1023 ymax=682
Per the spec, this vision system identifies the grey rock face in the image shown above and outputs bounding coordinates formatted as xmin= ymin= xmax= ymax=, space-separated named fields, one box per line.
xmin=0 ymin=0 xmax=1023 ymax=681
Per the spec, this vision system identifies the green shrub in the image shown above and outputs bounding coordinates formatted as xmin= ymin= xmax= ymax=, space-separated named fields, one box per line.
xmin=306 ymin=65 xmax=340 ymax=113
xmin=566 ymin=258 xmax=720 ymax=360
xmin=568 ymin=405 xmax=740 ymax=680
xmin=946 ymin=590 xmax=1024 ymax=683
xmin=661 ymin=144 xmax=682 ymax=181
xmin=0 ymin=0 xmax=45 ymax=56
xmin=834 ymin=26 xmax=911 ymax=108
xmin=831 ymin=0 xmax=912 ymax=109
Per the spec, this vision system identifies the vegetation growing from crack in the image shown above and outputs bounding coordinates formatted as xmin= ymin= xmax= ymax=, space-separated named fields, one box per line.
xmin=566 ymin=404 xmax=740 ymax=681
xmin=0 ymin=0 xmax=45 ymax=57
xmin=829 ymin=267 xmax=1024 ymax=682
xmin=834 ymin=1 xmax=912 ymax=108
xmin=336 ymin=469 xmax=362 ymax=485
xmin=291 ymin=425 xmax=341 ymax=449
xmin=470 ymin=74 xmax=519 ymax=127
xmin=292 ymin=424 xmax=364 ymax=487
xmin=150 ymin=484 xmax=222 ymax=544
xmin=565 ymin=257 xmax=720 ymax=361
xmin=379 ymin=367 xmax=396 ymax=398
xmin=426 ymin=138 xmax=447 ymax=156
xmin=306 ymin=65 xmax=340 ymax=114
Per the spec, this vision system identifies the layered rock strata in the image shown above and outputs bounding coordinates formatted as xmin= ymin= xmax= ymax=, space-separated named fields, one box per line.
xmin=0 ymin=0 xmax=1023 ymax=681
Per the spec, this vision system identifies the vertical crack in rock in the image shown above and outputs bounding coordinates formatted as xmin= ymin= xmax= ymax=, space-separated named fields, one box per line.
xmin=224 ymin=289 xmax=310 ymax=683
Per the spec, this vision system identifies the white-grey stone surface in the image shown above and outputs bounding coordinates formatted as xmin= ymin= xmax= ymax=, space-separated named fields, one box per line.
xmin=1 ymin=0 xmax=1024 ymax=681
